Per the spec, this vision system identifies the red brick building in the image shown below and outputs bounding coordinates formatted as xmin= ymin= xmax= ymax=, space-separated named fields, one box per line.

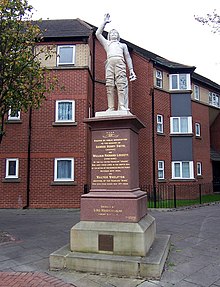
xmin=0 ymin=19 xmax=220 ymax=208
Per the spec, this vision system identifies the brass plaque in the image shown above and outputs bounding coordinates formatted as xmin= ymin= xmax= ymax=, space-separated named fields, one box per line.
xmin=98 ymin=234 xmax=114 ymax=252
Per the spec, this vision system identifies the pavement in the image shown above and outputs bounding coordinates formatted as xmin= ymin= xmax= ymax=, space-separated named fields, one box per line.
xmin=0 ymin=203 xmax=220 ymax=286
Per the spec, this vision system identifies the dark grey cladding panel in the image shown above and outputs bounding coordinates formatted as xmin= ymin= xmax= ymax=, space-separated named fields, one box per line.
xmin=172 ymin=137 xmax=193 ymax=161
xmin=171 ymin=93 xmax=192 ymax=116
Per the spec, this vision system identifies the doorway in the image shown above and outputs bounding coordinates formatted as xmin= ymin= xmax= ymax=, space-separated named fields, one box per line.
xmin=213 ymin=161 xmax=220 ymax=192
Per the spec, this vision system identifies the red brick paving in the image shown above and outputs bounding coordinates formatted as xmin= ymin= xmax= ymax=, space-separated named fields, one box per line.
xmin=0 ymin=272 xmax=75 ymax=287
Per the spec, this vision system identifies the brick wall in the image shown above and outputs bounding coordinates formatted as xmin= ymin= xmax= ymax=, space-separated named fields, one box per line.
xmin=192 ymin=101 xmax=213 ymax=183
xmin=210 ymin=112 xmax=220 ymax=151
xmin=131 ymin=53 xmax=153 ymax=185
xmin=0 ymin=68 xmax=91 ymax=208
xmin=154 ymin=88 xmax=172 ymax=181
xmin=94 ymin=41 xmax=107 ymax=113
xmin=29 ymin=69 xmax=90 ymax=208
xmin=0 ymin=110 xmax=29 ymax=208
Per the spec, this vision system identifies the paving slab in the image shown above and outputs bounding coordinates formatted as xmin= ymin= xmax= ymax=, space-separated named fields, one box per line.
xmin=0 ymin=271 xmax=74 ymax=287
xmin=0 ymin=204 xmax=220 ymax=286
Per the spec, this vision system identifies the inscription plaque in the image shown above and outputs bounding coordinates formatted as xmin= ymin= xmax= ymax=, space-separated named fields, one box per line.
xmin=91 ymin=130 xmax=130 ymax=190
xmin=98 ymin=234 xmax=114 ymax=252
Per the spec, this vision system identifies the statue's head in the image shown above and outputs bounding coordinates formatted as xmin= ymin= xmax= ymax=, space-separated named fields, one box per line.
xmin=108 ymin=29 xmax=120 ymax=41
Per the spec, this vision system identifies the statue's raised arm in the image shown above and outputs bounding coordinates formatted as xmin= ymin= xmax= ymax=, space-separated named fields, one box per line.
xmin=95 ymin=14 xmax=111 ymax=50
xmin=96 ymin=14 xmax=136 ymax=112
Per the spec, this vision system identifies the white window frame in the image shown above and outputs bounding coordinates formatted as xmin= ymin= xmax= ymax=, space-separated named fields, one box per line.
xmin=88 ymin=106 xmax=91 ymax=118
xmin=55 ymin=100 xmax=75 ymax=123
xmin=57 ymin=45 xmax=76 ymax=66
xmin=157 ymin=114 xmax=164 ymax=133
xmin=5 ymin=158 xmax=19 ymax=179
xmin=194 ymin=85 xmax=200 ymax=101
xmin=169 ymin=74 xmax=191 ymax=91
xmin=158 ymin=161 xmax=165 ymax=179
xmin=54 ymin=158 xmax=74 ymax=182
xmin=197 ymin=162 xmax=202 ymax=176
xmin=172 ymin=161 xmax=194 ymax=179
xmin=170 ymin=116 xmax=192 ymax=134
xmin=155 ymin=70 xmax=163 ymax=88
xmin=195 ymin=123 xmax=201 ymax=137
xmin=8 ymin=109 xmax=20 ymax=120
xmin=209 ymin=92 xmax=219 ymax=108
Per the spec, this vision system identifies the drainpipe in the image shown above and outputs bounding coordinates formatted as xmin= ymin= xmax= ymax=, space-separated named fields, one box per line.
xmin=151 ymin=88 xmax=157 ymax=208
xmin=23 ymin=107 xmax=32 ymax=209
xmin=92 ymin=31 xmax=96 ymax=117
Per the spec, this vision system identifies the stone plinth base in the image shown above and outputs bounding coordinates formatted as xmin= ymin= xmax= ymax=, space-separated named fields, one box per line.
xmin=50 ymin=234 xmax=170 ymax=279
xmin=70 ymin=214 xmax=156 ymax=256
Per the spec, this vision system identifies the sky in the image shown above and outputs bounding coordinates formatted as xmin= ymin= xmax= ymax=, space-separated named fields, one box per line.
xmin=29 ymin=0 xmax=220 ymax=84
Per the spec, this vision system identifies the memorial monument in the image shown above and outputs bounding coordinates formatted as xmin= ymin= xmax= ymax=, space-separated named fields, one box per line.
xmin=50 ymin=14 xmax=170 ymax=279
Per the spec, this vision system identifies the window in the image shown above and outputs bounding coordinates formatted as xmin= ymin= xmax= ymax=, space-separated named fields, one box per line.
xmin=170 ymin=116 xmax=192 ymax=134
xmin=169 ymin=74 xmax=191 ymax=90
xmin=158 ymin=161 xmax=165 ymax=179
xmin=55 ymin=100 xmax=75 ymax=122
xmin=157 ymin=114 xmax=164 ymax=133
xmin=8 ymin=109 xmax=20 ymax=120
xmin=54 ymin=158 xmax=74 ymax=181
xmin=155 ymin=70 xmax=163 ymax=88
xmin=194 ymin=85 xmax=200 ymax=100
xmin=5 ymin=158 xmax=19 ymax=178
xmin=172 ymin=161 xmax=194 ymax=179
xmin=195 ymin=123 xmax=201 ymax=137
xmin=197 ymin=162 xmax=202 ymax=176
xmin=209 ymin=92 xmax=219 ymax=108
xmin=57 ymin=45 xmax=75 ymax=65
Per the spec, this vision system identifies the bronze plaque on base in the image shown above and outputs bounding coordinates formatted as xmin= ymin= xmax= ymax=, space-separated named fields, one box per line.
xmin=98 ymin=234 xmax=114 ymax=252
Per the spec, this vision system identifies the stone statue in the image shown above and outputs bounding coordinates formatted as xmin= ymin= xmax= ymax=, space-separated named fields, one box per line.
xmin=96 ymin=14 xmax=136 ymax=112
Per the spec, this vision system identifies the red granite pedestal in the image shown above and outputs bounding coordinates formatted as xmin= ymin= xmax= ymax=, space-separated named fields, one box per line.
xmin=81 ymin=115 xmax=147 ymax=223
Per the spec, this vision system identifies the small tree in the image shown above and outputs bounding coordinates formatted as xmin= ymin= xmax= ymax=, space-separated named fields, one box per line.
xmin=195 ymin=9 xmax=220 ymax=34
xmin=0 ymin=0 xmax=56 ymax=144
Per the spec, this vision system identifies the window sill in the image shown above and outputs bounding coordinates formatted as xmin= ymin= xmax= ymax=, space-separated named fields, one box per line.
xmin=51 ymin=181 xmax=77 ymax=186
xmin=169 ymin=89 xmax=192 ymax=94
xmin=56 ymin=64 xmax=75 ymax=68
xmin=6 ymin=120 xmax=22 ymax=124
xmin=157 ymin=132 xmax=165 ymax=136
xmin=157 ymin=179 xmax=167 ymax=183
xmin=170 ymin=133 xmax=194 ymax=137
xmin=195 ymin=136 xmax=202 ymax=140
xmin=154 ymin=85 xmax=163 ymax=90
xmin=47 ymin=66 xmax=89 ymax=71
xmin=2 ymin=178 xmax=21 ymax=183
xmin=170 ymin=179 xmax=196 ymax=182
xmin=52 ymin=122 xmax=78 ymax=127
